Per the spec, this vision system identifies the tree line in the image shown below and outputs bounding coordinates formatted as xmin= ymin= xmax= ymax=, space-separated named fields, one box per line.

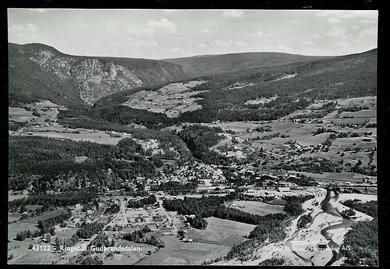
xmin=127 ymin=195 xmax=157 ymax=208
xmin=76 ymin=222 xmax=105 ymax=239
xmin=122 ymin=226 xmax=165 ymax=248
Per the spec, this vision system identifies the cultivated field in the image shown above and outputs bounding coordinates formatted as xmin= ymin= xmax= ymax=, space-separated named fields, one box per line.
xmin=9 ymin=107 xmax=35 ymax=123
xmin=104 ymin=239 xmax=157 ymax=265
xmin=122 ymin=80 xmax=207 ymax=118
xmin=225 ymin=200 xmax=285 ymax=216
xmin=8 ymin=222 xmax=39 ymax=241
xmin=8 ymin=241 xmax=60 ymax=264
xmin=136 ymin=235 xmax=231 ymax=265
xmin=186 ymin=217 xmax=255 ymax=246
xmin=14 ymin=126 xmax=129 ymax=145
xmin=55 ymin=227 xmax=79 ymax=239
xmin=8 ymin=209 xmax=67 ymax=240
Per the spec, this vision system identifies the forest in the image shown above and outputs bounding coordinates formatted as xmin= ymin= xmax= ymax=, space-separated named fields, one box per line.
xmin=8 ymin=136 xmax=185 ymax=193
xmin=122 ymin=227 xmax=165 ymax=248
xmin=341 ymin=199 xmax=377 ymax=218
xmin=9 ymin=191 xmax=97 ymax=211
xmin=175 ymin=125 xmax=230 ymax=165
xmin=76 ymin=222 xmax=105 ymax=239
xmin=38 ymin=210 xmax=72 ymax=233
xmin=342 ymin=219 xmax=378 ymax=266
xmin=341 ymin=200 xmax=378 ymax=266
xmin=150 ymin=180 xmax=198 ymax=195
xmin=127 ymin=195 xmax=157 ymax=208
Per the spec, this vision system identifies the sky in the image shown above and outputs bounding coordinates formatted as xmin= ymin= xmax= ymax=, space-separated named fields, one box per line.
xmin=7 ymin=9 xmax=378 ymax=59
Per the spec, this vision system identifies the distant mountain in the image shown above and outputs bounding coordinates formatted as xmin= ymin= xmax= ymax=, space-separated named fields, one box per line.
xmin=164 ymin=52 xmax=331 ymax=77
xmin=8 ymin=43 xmax=376 ymax=110
xmin=88 ymin=48 xmax=376 ymax=126
xmin=8 ymin=43 xmax=191 ymax=107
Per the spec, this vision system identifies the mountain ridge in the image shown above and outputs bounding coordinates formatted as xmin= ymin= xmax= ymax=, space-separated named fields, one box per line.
xmin=8 ymin=42 xmax=377 ymax=108
xmin=8 ymin=43 xmax=191 ymax=107
xmin=164 ymin=51 xmax=333 ymax=77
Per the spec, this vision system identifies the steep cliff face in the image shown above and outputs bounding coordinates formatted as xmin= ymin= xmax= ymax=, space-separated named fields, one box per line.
xmin=9 ymin=43 xmax=190 ymax=107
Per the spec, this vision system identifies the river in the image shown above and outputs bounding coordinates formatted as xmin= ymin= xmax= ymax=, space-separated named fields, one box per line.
xmin=285 ymin=187 xmax=354 ymax=266
xmin=319 ymin=188 xmax=353 ymax=266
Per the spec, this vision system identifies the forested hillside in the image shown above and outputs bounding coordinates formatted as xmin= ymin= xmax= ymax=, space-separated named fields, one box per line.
xmin=164 ymin=52 xmax=329 ymax=76
xmin=66 ymin=48 xmax=376 ymax=127
xmin=8 ymin=43 xmax=190 ymax=107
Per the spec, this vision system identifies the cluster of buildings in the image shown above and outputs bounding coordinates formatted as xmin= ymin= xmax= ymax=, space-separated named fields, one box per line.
xmin=126 ymin=208 xmax=169 ymax=226
xmin=147 ymin=162 xmax=228 ymax=190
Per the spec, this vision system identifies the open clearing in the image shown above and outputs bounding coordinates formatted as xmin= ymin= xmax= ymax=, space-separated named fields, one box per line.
xmin=186 ymin=217 xmax=255 ymax=246
xmin=226 ymin=200 xmax=285 ymax=216
xmin=9 ymin=100 xmax=65 ymax=125
xmin=339 ymin=109 xmax=376 ymax=119
xmin=104 ymin=239 xmax=156 ymax=265
xmin=21 ymin=209 xmax=68 ymax=224
xmin=136 ymin=235 xmax=230 ymax=265
xmin=9 ymin=107 xmax=35 ymax=123
xmin=338 ymin=193 xmax=377 ymax=203
xmin=8 ymin=209 xmax=67 ymax=240
xmin=8 ymin=222 xmax=39 ymax=241
xmin=293 ymin=171 xmax=368 ymax=183
xmin=122 ymin=80 xmax=207 ymax=118
xmin=8 ymin=245 xmax=60 ymax=264
xmin=55 ymin=227 xmax=78 ymax=239
xmin=13 ymin=126 xmax=132 ymax=145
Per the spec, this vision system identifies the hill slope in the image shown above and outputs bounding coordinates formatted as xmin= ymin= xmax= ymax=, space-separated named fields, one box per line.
xmin=164 ymin=52 xmax=331 ymax=77
xmin=85 ymin=48 xmax=376 ymax=126
xmin=8 ymin=43 xmax=191 ymax=107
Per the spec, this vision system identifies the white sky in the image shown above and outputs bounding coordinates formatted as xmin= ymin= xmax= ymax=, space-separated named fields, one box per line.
xmin=8 ymin=9 xmax=378 ymax=59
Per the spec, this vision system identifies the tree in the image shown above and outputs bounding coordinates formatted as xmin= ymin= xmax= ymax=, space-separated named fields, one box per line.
xmin=177 ymin=230 xmax=185 ymax=239
xmin=189 ymin=215 xmax=208 ymax=229
xmin=55 ymin=237 xmax=61 ymax=249
xmin=45 ymin=234 xmax=51 ymax=243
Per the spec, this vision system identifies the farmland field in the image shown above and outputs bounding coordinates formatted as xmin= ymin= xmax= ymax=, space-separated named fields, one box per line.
xmin=122 ymin=80 xmax=207 ymax=118
xmin=225 ymin=200 xmax=285 ymax=216
xmin=55 ymin=227 xmax=79 ymax=239
xmin=8 ymin=209 xmax=67 ymax=240
xmin=185 ymin=217 xmax=255 ymax=246
xmin=292 ymin=171 xmax=368 ymax=183
xmin=8 ymin=222 xmax=39 ymax=241
xmin=7 ymin=11 xmax=378 ymax=266
xmin=339 ymin=109 xmax=376 ymax=119
xmin=104 ymin=240 xmax=157 ymax=265
xmin=9 ymin=107 xmax=35 ymax=123
xmin=14 ymin=126 xmax=131 ymax=145
xmin=8 ymin=244 xmax=60 ymax=264
xmin=20 ymin=209 xmax=68 ymax=224
xmin=136 ymin=235 xmax=231 ymax=265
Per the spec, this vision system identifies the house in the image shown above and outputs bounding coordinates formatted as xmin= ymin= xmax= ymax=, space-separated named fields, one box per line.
xmin=153 ymin=215 xmax=165 ymax=222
